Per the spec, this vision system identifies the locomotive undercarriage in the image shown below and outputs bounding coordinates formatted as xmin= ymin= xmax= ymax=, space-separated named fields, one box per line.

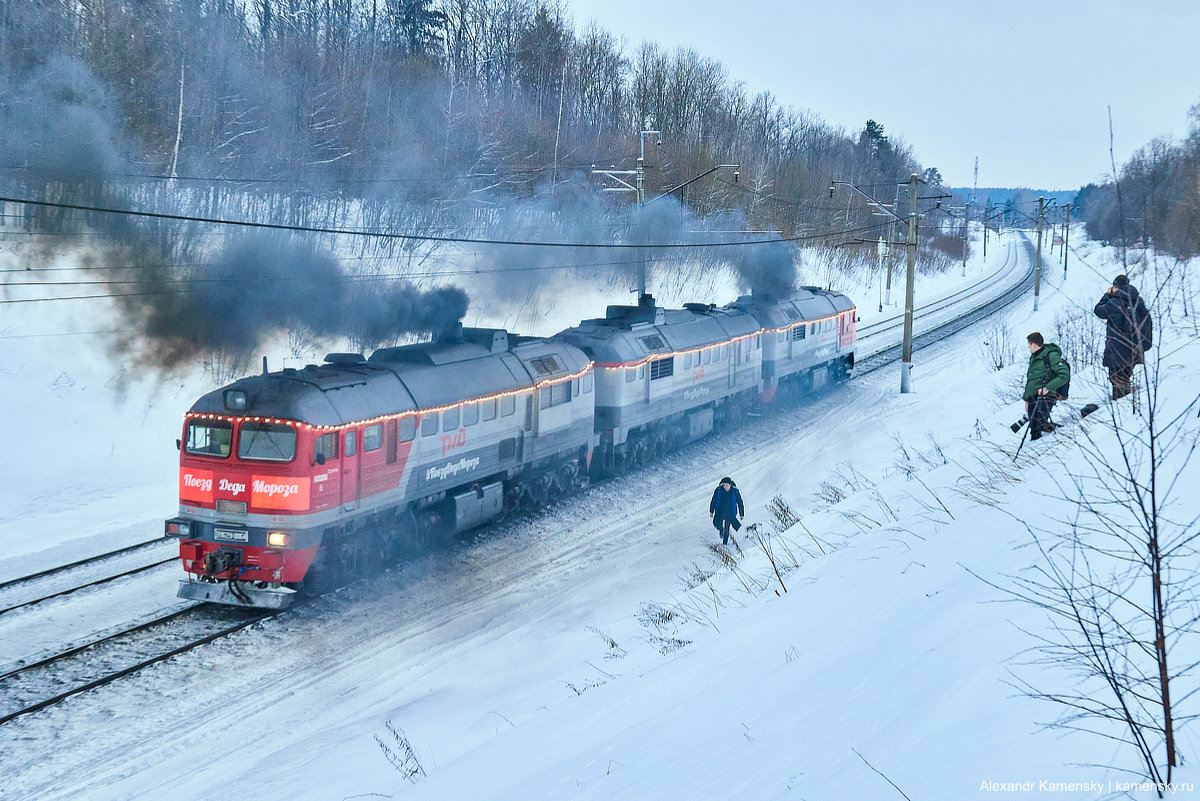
xmin=296 ymin=447 xmax=591 ymax=598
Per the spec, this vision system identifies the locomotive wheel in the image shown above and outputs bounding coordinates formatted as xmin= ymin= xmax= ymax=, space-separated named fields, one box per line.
xmin=545 ymin=474 xmax=563 ymax=504
xmin=302 ymin=549 xmax=340 ymax=597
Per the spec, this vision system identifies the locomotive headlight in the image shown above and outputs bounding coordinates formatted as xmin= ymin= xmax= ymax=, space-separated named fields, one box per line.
xmin=223 ymin=389 xmax=247 ymax=411
xmin=267 ymin=531 xmax=291 ymax=548
xmin=165 ymin=520 xmax=191 ymax=538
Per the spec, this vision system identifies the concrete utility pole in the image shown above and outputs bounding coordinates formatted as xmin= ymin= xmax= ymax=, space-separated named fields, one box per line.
xmin=592 ymin=129 xmax=660 ymax=296
xmin=1034 ymin=196 xmax=1044 ymax=312
xmin=962 ymin=201 xmax=970 ymax=276
xmin=876 ymin=236 xmax=886 ymax=312
xmin=1062 ymin=202 xmax=1071 ymax=277
xmin=886 ymin=184 xmax=900 ymax=305
xmin=901 ymin=173 xmax=918 ymax=393
xmin=634 ymin=129 xmax=661 ymax=296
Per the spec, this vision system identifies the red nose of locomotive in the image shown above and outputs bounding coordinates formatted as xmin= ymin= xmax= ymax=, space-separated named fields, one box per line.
xmin=167 ymin=410 xmax=321 ymax=608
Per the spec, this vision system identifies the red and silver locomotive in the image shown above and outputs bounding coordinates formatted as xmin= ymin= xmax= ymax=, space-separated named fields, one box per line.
xmin=166 ymin=327 xmax=593 ymax=608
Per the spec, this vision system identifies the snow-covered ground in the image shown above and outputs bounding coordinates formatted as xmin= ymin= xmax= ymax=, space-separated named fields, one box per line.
xmin=2 ymin=225 xmax=1197 ymax=800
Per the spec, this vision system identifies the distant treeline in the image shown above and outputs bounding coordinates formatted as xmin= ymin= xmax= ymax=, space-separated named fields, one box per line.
xmin=1074 ymin=106 xmax=1200 ymax=258
xmin=0 ymin=0 xmax=939 ymax=239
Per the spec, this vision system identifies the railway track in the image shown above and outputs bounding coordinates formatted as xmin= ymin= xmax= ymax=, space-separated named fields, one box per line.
xmin=0 ymin=537 xmax=176 ymax=616
xmin=0 ymin=235 xmax=1038 ymax=726
xmin=855 ymin=235 xmax=1035 ymax=375
xmin=0 ymin=602 xmax=274 ymax=725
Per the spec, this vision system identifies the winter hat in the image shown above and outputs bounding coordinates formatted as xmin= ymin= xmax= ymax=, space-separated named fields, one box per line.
xmin=1114 ymin=274 xmax=1129 ymax=287
xmin=720 ymin=476 xmax=732 ymax=485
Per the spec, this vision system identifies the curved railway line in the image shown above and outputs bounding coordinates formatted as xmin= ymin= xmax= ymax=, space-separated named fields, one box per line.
xmin=0 ymin=233 xmax=1037 ymax=726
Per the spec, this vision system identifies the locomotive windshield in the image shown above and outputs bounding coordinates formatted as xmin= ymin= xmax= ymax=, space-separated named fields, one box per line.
xmin=185 ymin=419 xmax=232 ymax=458
xmin=237 ymin=421 xmax=296 ymax=462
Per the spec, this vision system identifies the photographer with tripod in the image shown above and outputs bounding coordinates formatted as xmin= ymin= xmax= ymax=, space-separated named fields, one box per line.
xmin=1017 ymin=332 xmax=1071 ymax=442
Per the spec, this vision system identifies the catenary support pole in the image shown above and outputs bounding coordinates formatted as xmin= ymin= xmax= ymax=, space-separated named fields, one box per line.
xmin=900 ymin=173 xmax=918 ymax=393
xmin=1062 ymin=202 xmax=1071 ymax=277
xmin=962 ymin=201 xmax=969 ymax=276
xmin=1033 ymin=196 xmax=1044 ymax=312
xmin=886 ymin=185 xmax=899 ymax=305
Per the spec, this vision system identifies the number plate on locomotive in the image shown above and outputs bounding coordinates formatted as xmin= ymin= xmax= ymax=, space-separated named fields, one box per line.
xmin=214 ymin=528 xmax=249 ymax=543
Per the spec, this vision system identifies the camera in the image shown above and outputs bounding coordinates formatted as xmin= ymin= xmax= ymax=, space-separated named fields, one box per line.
xmin=1010 ymin=414 xmax=1029 ymax=433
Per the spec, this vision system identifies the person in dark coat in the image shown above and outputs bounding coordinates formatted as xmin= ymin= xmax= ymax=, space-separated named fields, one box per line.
xmin=1094 ymin=274 xmax=1152 ymax=400
xmin=1022 ymin=332 xmax=1070 ymax=440
xmin=709 ymin=476 xmax=744 ymax=545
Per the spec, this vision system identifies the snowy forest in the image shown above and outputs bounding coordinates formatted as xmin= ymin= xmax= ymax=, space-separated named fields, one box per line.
xmin=1076 ymin=106 xmax=1200 ymax=258
xmin=0 ymin=0 xmax=930 ymax=232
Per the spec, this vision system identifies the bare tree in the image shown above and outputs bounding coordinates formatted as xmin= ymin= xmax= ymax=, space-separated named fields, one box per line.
xmin=993 ymin=271 xmax=1200 ymax=795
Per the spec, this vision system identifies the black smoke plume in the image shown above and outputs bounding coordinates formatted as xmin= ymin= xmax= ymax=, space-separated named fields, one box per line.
xmin=127 ymin=234 xmax=468 ymax=369
xmin=728 ymin=238 xmax=799 ymax=302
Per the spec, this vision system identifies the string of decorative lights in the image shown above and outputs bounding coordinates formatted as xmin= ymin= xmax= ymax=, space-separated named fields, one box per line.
xmin=593 ymin=308 xmax=856 ymax=370
xmin=184 ymin=362 xmax=595 ymax=435
xmin=181 ymin=302 xmax=856 ymax=437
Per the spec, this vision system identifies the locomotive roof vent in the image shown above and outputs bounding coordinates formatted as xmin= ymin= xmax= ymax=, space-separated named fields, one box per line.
xmin=324 ymin=352 xmax=365 ymax=365
xmin=604 ymin=293 xmax=664 ymax=326
xmin=460 ymin=327 xmax=510 ymax=353
xmin=683 ymin=302 xmax=716 ymax=314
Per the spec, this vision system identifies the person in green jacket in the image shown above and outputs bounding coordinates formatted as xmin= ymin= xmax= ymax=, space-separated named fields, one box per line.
xmin=1022 ymin=332 xmax=1070 ymax=440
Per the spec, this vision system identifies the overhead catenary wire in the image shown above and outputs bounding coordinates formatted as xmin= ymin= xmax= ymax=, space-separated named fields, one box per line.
xmin=0 ymin=156 xmax=641 ymax=186
xmin=0 ymin=194 xmax=891 ymax=250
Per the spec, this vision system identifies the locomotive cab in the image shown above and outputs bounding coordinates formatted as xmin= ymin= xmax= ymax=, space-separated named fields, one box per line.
xmin=167 ymin=407 xmax=325 ymax=608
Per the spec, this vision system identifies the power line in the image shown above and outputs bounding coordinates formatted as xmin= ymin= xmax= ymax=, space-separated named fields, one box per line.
xmin=0 ymin=194 xmax=892 ymax=250
xmin=0 ymin=157 xmax=638 ymax=187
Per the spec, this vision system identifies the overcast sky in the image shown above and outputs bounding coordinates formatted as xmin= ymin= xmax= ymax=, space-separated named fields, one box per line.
xmin=566 ymin=0 xmax=1200 ymax=191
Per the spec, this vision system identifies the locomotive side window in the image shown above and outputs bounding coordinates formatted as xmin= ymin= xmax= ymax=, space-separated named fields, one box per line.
xmin=501 ymin=395 xmax=516 ymax=417
xmin=421 ymin=414 xmax=438 ymax=436
xmin=314 ymin=432 xmax=338 ymax=462
xmin=463 ymin=403 xmax=479 ymax=427
xmin=398 ymin=417 xmax=416 ymax=442
xmin=345 ymin=430 xmax=357 ymax=457
xmin=481 ymin=398 xmax=497 ymax=421
xmin=364 ymin=424 xmax=382 ymax=452
xmin=583 ymin=373 xmax=593 ymax=393
xmin=239 ymin=422 xmax=296 ymax=462
xmin=442 ymin=407 xmax=460 ymax=431
xmin=185 ymin=419 xmax=232 ymax=458
xmin=702 ymin=349 xmax=711 ymax=365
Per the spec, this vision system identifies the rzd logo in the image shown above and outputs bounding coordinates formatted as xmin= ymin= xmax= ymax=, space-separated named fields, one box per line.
xmin=441 ymin=427 xmax=467 ymax=456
